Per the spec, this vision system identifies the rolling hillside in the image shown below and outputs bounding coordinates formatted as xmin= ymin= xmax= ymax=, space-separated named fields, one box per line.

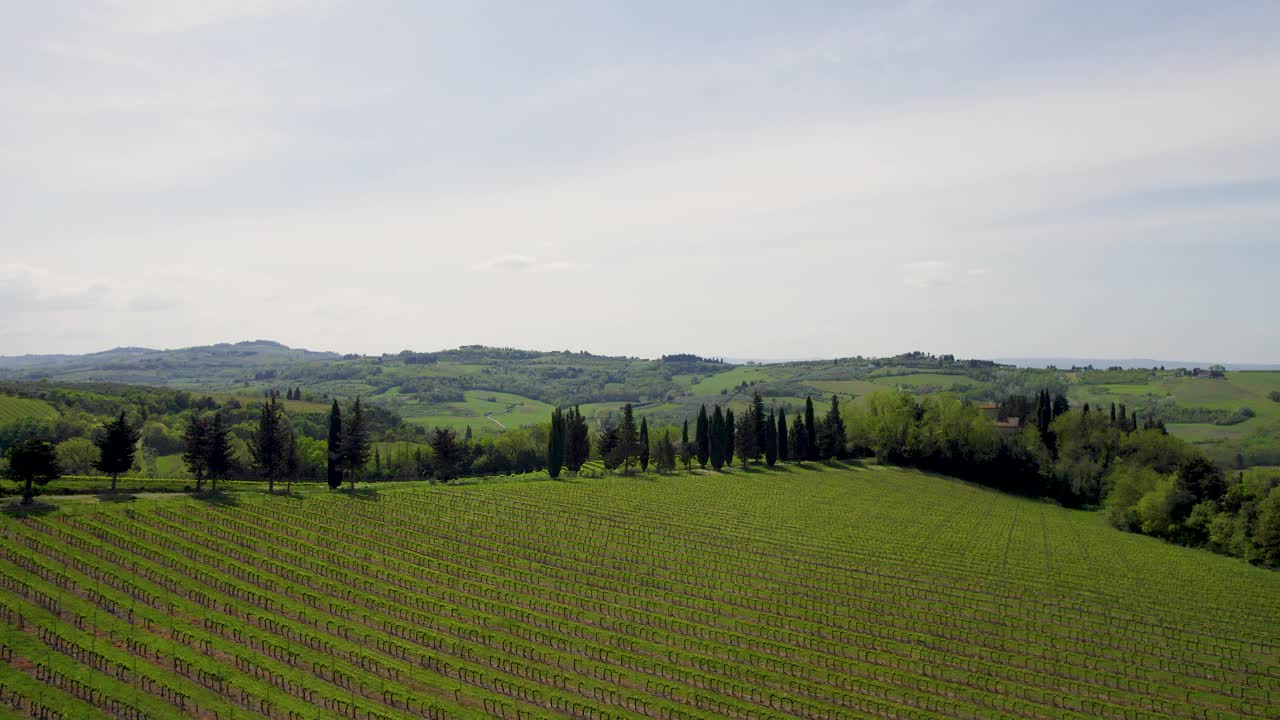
xmin=0 ymin=393 xmax=58 ymax=423
xmin=1 ymin=464 xmax=1276 ymax=719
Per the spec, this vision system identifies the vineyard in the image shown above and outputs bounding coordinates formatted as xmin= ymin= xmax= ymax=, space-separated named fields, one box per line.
xmin=0 ymin=395 xmax=57 ymax=424
xmin=1 ymin=464 xmax=1278 ymax=720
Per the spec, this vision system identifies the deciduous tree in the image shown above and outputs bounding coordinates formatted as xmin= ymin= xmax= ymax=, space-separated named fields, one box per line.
xmin=54 ymin=437 xmax=96 ymax=476
xmin=3 ymin=438 xmax=60 ymax=505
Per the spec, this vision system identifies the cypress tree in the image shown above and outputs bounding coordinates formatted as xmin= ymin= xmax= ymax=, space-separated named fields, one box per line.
xmin=777 ymin=408 xmax=789 ymax=462
xmin=724 ymin=408 xmax=736 ymax=467
xmin=695 ymin=405 xmax=710 ymax=468
xmin=284 ymin=425 xmax=299 ymax=495
xmin=734 ymin=409 xmax=754 ymax=468
xmin=804 ymin=396 xmax=817 ymax=460
xmin=789 ymin=417 xmax=807 ymax=462
xmin=751 ymin=392 xmax=767 ymax=459
xmin=1052 ymin=393 xmax=1070 ymax=418
xmin=569 ymin=406 xmax=591 ymax=471
xmin=547 ymin=407 xmax=564 ymax=479
xmin=326 ymin=400 xmax=343 ymax=489
xmin=342 ymin=397 xmax=371 ymax=492
xmin=599 ymin=426 xmax=621 ymax=470
xmin=182 ymin=413 xmax=211 ymax=491
xmin=250 ymin=393 xmax=288 ymax=493
xmin=638 ymin=417 xmax=650 ymax=472
xmin=764 ymin=411 xmax=778 ymax=466
xmin=430 ymin=427 xmax=462 ymax=482
xmin=709 ymin=406 xmax=725 ymax=470
xmin=206 ymin=412 xmax=232 ymax=492
xmin=1110 ymin=402 xmax=1117 ymax=425
xmin=819 ymin=395 xmax=846 ymax=459
xmin=618 ymin=403 xmax=639 ymax=473
xmin=680 ymin=419 xmax=693 ymax=470
xmin=657 ymin=430 xmax=676 ymax=473
xmin=93 ymin=411 xmax=140 ymax=494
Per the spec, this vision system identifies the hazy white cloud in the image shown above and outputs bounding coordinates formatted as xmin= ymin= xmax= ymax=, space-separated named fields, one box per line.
xmin=898 ymin=261 xmax=950 ymax=288
xmin=2 ymin=2 xmax=1278 ymax=360
xmin=0 ymin=264 xmax=185 ymax=315
xmin=475 ymin=255 xmax=571 ymax=273
xmin=81 ymin=0 xmax=332 ymax=35
xmin=0 ymin=264 xmax=109 ymax=312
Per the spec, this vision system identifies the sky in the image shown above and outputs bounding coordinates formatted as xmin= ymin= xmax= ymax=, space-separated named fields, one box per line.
xmin=2 ymin=1 xmax=1279 ymax=362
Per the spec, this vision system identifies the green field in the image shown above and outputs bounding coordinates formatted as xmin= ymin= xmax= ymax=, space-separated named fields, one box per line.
xmin=1074 ymin=372 xmax=1280 ymax=417
xmin=1 ymin=464 xmax=1276 ymax=719
xmin=0 ymin=393 xmax=58 ymax=423
xmin=1167 ymin=422 xmax=1259 ymax=443
xmin=404 ymin=390 xmax=555 ymax=434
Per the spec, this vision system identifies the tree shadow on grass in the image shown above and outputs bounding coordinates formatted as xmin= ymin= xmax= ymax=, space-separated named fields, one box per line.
xmin=191 ymin=490 xmax=241 ymax=507
xmin=345 ymin=487 xmax=382 ymax=500
xmin=757 ymin=463 xmax=795 ymax=473
xmin=96 ymin=492 xmax=139 ymax=503
xmin=822 ymin=458 xmax=869 ymax=471
xmin=3 ymin=500 xmax=59 ymax=518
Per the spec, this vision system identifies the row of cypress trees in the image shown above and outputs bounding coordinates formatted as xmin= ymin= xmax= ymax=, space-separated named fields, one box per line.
xmin=547 ymin=405 xmax=591 ymax=479
xmin=546 ymin=392 xmax=850 ymax=476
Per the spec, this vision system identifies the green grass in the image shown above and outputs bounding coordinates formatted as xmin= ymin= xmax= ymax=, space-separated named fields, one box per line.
xmin=1167 ymin=420 xmax=1260 ymax=443
xmin=403 ymin=390 xmax=554 ymax=433
xmin=867 ymin=372 xmax=974 ymax=388
xmin=1 ymin=463 xmax=1276 ymax=719
xmin=1083 ymin=372 xmax=1280 ymax=414
xmin=0 ymin=393 xmax=58 ymax=423
xmin=810 ymin=378 xmax=886 ymax=399
xmin=686 ymin=365 xmax=779 ymax=394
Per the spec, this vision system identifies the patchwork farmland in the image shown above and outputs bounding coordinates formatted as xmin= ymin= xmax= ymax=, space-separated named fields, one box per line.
xmin=2 ymin=464 xmax=1277 ymax=719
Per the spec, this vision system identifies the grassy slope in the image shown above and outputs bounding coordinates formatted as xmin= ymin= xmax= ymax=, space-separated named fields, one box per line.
xmin=2 ymin=464 xmax=1276 ymax=719
xmin=403 ymin=390 xmax=555 ymax=434
xmin=1066 ymin=371 xmax=1280 ymax=453
xmin=0 ymin=393 xmax=58 ymax=423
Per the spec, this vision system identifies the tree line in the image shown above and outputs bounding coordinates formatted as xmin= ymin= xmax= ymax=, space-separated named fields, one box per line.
xmin=544 ymin=392 xmax=850 ymax=479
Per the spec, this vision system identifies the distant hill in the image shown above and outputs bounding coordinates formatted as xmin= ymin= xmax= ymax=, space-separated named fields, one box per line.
xmin=0 ymin=340 xmax=341 ymax=384
xmin=995 ymin=357 xmax=1280 ymax=371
